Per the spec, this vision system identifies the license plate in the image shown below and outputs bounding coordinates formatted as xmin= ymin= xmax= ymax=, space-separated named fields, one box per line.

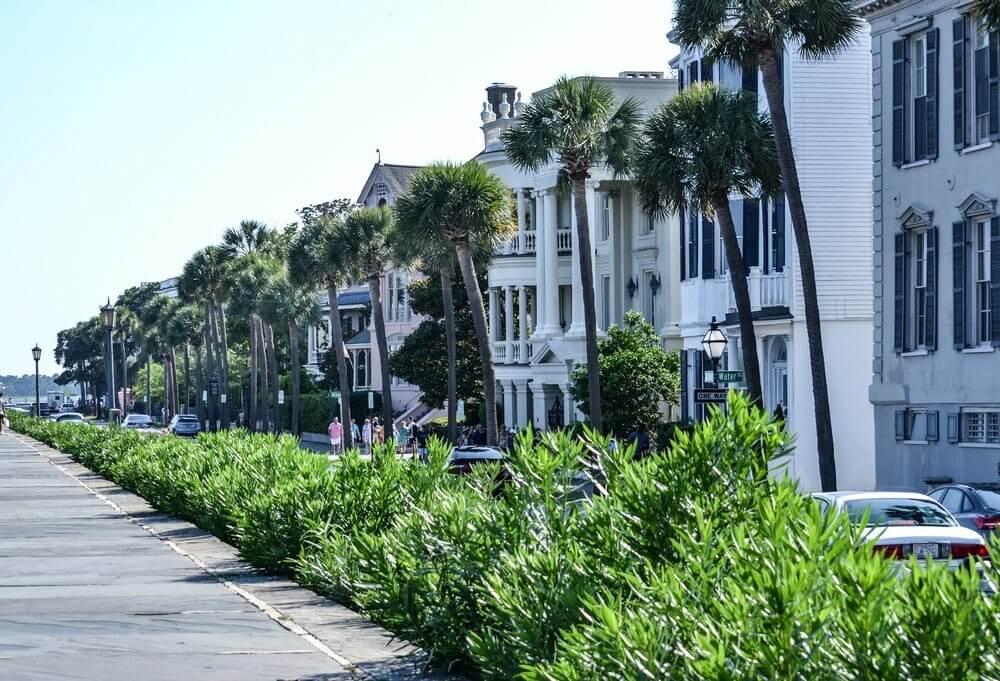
xmin=912 ymin=543 xmax=939 ymax=559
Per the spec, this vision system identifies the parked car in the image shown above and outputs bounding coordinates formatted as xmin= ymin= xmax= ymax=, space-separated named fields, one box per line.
xmin=928 ymin=483 xmax=1000 ymax=536
xmin=122 ymin=414 xmax=156 ymax=431
xmin=813 ymin=491 xmax=992 ymax=591
xmin=447 ymin=445 xmax=511 ymax=491
xmin=168 ymin=414 xmax=201 ymax=437
xmin=48 ymin=412 xmax=86 ymax=424
xmin=61 ymin=403 xmax=78 ymax=413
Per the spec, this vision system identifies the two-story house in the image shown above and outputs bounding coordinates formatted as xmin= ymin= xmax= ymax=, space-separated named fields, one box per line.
xmin=862 ymin=0 xmax=1000 ymax=489
xmin=670 ymin=31 xmax=876 ymax=491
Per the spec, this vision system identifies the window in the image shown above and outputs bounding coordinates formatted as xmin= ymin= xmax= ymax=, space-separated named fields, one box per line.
xmin=962 ymin=408 xmax=1000 ymax=445
xmin=353 ymin=349 xmax=369 ymax=389
xmin=910 ymin=230 xmax=928 ymax=349
xmin=645 ymin=212 xmax=655 ymax=235
xmin=972 ymin=219 xmax=992 ymax=345
xmin=601 ymin=194 xmax=611 ymax=241
xmin=973 ymin=21 xmax=991 ymax=144
xmin=718 ymin=211 xmax=744 ymax=276
xmin=892 ymin=30 xmax=939 ymax=164
xmin=387 ymin=271 xmax=410 ymax=322
xmin=642 ymin=269 xmax=655 ymax=324
xmin=601 ymin=275 xmax=611 ymax=329
xmin=913 ymin=35 xmax=927 ymax=99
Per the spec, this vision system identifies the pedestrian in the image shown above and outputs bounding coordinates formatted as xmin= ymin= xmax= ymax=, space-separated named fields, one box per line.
xmin=351 ymin=418 xmax=361 ymax=447
xmin=471 ymin=425 xmax=487 ymax=446
xmin=0 ymin=392 xmax=6 ymax=434
xmin=626 ymin=422 xmax=651 ymax=460
xmin=362 ymin=418 xmax=373 ymax=454
xmin=415 ymin=424 xmax=429 ymax=462
xmin=328 ymin=416 xmax=343 ymax=455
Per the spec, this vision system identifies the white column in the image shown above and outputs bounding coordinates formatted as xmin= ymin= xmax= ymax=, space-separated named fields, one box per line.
xmin=504 ymin=285 xmax=515 ymax=363
xmin=533 ymin=191 xmax=546 ymax=333
xmin=568 ymin=191 xmax=585 ymax=336
xmin=533 ymin=385 xmax=548 ymax=431
xmin=514 ymin=380 xmax=530 ymax=427
xmin=488 ymin=287 xmax=499 ymax=341
xmin=587 ymin=182 xmax=600 ymax=334
xmin=517 ymin=285 xmax=528 ymax=363
xmin=516 ymin=189 xmax=527 ymax=254
xmin=502 ymin=381 xmax=515 ymax=429
xmin=607 ymin=189 xmax=618 ymax=327
xmin=541 ymin=190 xmax=561 ymax=336
xmin=563 ymin=384 xmax=575 ymax=426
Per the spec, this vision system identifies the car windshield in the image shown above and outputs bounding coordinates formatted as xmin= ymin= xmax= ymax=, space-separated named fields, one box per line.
xmin=176 ymin=416 xmax=198 ymax=422
xmin=975 ymin=489 xmax=1000 ymax=510
xmin=127 ymin=416 xmax=152 ymax=424
xmin=845 ymin=498 xmax=954 ymax=527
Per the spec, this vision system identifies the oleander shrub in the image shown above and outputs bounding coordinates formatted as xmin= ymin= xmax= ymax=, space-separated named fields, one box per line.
xmin=8 ymin=399 xmax=1000 ymax=680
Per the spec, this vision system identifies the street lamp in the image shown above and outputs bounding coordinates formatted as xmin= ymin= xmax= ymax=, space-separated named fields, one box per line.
xmin=31 ymin=344 xmax=41 ymax=417
xmin=100 ymin=299 xmax=116 ymax=422
xmin=701 ymin=316 xmax=728 ymax=388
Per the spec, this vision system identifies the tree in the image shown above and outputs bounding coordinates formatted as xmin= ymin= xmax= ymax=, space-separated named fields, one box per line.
xmin=503 ymin=76 xmax=641 ymax=434
xmin=392 ymin=162 xmax=513 ymax=446
xmin=976 ymin=0 xmax=1000 ymax=33
xmin=569 ymin=311 xmax=680 ymax=437
xmin=672 ymin=0 xmax=861 ymax=490
xmin=288 ymin=207 xmax=356 ymax=447
xmin=342 ymin=206 xmax=397 ymax=438
xmin=633 ymin=83 xmax=780 ymax=407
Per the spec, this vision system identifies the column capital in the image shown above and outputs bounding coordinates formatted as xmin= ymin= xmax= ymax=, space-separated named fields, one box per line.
xmin=513 ymin=378 xmax=530 ymax=392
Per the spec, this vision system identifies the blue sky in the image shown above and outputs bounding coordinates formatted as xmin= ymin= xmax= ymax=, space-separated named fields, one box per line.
xmin=0 ymin=0 xmax=674 ymax=376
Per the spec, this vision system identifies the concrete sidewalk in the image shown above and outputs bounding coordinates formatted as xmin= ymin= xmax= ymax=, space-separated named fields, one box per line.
xmin=0 ymin=432 xmax=453 ymax=681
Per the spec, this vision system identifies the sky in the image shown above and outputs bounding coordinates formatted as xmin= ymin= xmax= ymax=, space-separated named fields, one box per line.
xmin=0 ymin=0 xmax=675 ymax=376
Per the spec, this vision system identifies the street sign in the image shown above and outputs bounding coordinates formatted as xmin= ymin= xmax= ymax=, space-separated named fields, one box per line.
xmin=277 ymin=390 xmax=285 ymax=405
xmin=694 ymin=389 xmax=728 ymax=403
xmin=367 ymin=391 xmax=374 ymax=410
xmin=202 ymin=390 xmax=208 ymax=401
xmin=456 ymin=399 xmax=465 ymax=421
xmin=220 ymin=393 xmax=227 ymax=404
xmin=717 ymin=370 xmax=744 ymax=384
xmin=209 ymin=379 xmax=220 ymax=397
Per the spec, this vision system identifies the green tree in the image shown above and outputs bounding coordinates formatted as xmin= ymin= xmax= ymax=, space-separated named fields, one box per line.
xmin=503 ymin=76 xmax=641 ymax=433
xmin=342 ymin=206 xmax=398 ymax=438
xmin=976 ymin=0 xmax=1000 ymax=32
xmin=392 ymin=162 xmax=513 ymax=445
xmin=634 ymin=83 xmax=780 ymax=407
xmin=569 ymin=311 xmax=680 ymax=437
xmin=672 ymin=0 xmax=861 ymax=491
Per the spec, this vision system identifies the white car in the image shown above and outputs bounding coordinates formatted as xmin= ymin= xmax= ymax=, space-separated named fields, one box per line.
xmin=121 ymin=414 xmax=156 ymax=431
xmin=48 ymin=412 xmax=86 ymax=424
xmin=813 ymin=491 xmax=993 ymax=590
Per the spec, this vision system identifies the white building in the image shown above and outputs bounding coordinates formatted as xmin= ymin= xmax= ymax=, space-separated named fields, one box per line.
xmin=475 ymin=74 xmax=680 ymax=431
xmin=669 ymin=35 xmax=875 ymax=491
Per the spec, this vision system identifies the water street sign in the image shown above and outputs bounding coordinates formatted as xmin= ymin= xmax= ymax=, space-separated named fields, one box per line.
xmin=694 ymin=389 xmax=728 ymax=403
xmin=717 ymin=370 xmax=744 ymax=384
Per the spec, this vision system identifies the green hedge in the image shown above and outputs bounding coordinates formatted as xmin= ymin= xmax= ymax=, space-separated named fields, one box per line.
xmin=9 ymin=400 xmax=1000 ymax=680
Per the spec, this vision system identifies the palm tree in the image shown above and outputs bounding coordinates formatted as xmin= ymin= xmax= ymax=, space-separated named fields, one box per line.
xmin=342 ymin=207 xmax=398 ymax=439
xmin=288 ymin=217 xmax=355 ymax=447
xmin=503 ymin=76 xmax=641 ymax=433
xmin=392 ymin=162 xmax=513 ymax=446
xmin=634 ymin=84 xmax=779 ymax=407
xmin=228 ymin=253 xmax=279 ymax=432
xmin=672 ymin=0 xmax=861 ymax=491
xmin=976 ymin=1 xmax=1000 ymax=32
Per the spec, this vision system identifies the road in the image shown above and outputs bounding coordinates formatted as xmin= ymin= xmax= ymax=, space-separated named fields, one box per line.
xmin=0 ymin=432 xmax=443 ymax=681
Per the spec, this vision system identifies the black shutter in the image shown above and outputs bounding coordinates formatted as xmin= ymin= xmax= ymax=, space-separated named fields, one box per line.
xmin=702 ymin=216 xmax=715 ymax=279
xmin=976 ymin=39 xmax=989 ymax=140
xmin=991 ymin=216 xmax=1000 ymax=345
xmin=892 ymin=39 xmax=906 ymax=166
xmin=955 ymin=19 xmax=966 ymax=149
xmin=688 ymin=61 xmax=699 ymax=85
xmin=680 ymin=349 xmax=689 ymax=423
xmin=688 ymin=208 xmax=699 ymax=278
xmin=772 ymin=194 xmax=785 ymax=272
xmin=894 ymin=232 xmax=906 ymax=353
xmin=743 ymin=199 xmax=760 ymax=273
xmin=762 ymin=195 xmax=770 ymax=274
xmin=954 ymin=221 xmax=967 ymax=349
xmin=947 ymin=413 xmax=960 ymax=443
xmin=991 ymin=31 xmax=1000 ymax=138
xmin=926 ymin=28 xmax=939 ymax=159
xmin=926 ymin=226 xmax=938 ymax=351
xmin=895 ymin=410 xmax=906 ymax=441
xmin=678 ymin=69 xmax=684 ymax=93
xmin=742 ymin=60 xmax=758 ymax=96
xmin=679 ymin=202 xmax=686 ymax=281
xmin=927 ymin=411 xmax=940 ymax=442
xmin=701 ymin=58 xmax=713 ymax=83
xmin=694 ymin=351 xmax=704 ymax=422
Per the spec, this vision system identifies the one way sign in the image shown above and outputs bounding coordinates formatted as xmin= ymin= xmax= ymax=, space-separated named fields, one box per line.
xmin=694 ymin=389 xmax=728 ymax=403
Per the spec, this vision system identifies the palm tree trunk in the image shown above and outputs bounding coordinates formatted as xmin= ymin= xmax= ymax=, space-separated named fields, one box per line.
xmin=145 ymin=355 xmax=151 ymax=416
xmin=183 ymin=344 xmax=190 ymax=415
xmin=454 ymin=238 xmax=498 ymax=445
xmin=710 ymin=196 xmax=764 ymax=406
xmin=119 ymin=340 xmax=128 ymax=415
xmin=326 ymin=283 xmax=353 ymax=448
xmin=169 ymin=348 xmax=179 ymax=419
xmin=440 ymin=267 xmax=458 ymax=443
xmin=288 ymin=319 xmax=301 ymax=436
xmin=195 ymin=344 xmax=205 ymax=430
xmin=215 ymin=301 xmax=231 ymax=428
xmin=760 ymin=50 xmax=837 ymax=491
xmin=249 ymin=315 xmax=259 ymax=432
xmin=368 ymin=276 xmax=394 ymax=442
xmin=163 ymin=354 xmax=173 ymax=422
xmin=258 ymin=317 xmax=270 ymax=433
xmin=265 ymin=322 xmax=280 ymax=434
xmin=207 ymin=300 xmax=223 ymax=430
xmin=571 ymin=175 xmax=603 ymax=432
xmin=203 ymin=304 xmax=217 ymax=431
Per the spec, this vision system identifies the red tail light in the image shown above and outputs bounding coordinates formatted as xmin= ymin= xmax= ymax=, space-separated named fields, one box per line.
xmin=974 ymin=516 xmax=1000 ymax=531
xmin=951 ymin=543 xmax=990 ymax=559
xmin=873 ymin=544 xmax=904 ymax=559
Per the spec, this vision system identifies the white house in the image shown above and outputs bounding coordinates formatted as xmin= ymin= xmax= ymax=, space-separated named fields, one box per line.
xmin=474 ymin=74 xmax=680 ymax=431
xmin=669 ymin=33 xmax=875 ymax=491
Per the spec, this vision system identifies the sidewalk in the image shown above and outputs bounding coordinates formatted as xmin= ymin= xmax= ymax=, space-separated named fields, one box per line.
xmin=0 ymin=432 xmax=454 ymax=681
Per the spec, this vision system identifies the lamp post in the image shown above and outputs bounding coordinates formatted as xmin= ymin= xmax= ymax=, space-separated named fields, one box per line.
xmin=100 ymin=300 xmax=116 ymax=422
xmin=648 ymin=273 xmax=661 ymax=326
xmin=701 ymin=316 xmax=728 ymax=388
xmin=31 ymin=344 xmax=41 ymax=417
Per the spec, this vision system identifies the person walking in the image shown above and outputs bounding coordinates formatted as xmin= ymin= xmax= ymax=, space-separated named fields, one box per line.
xmin=352 ymin=419 xmax=361 ymax=449
xmin=328 ymin=416 xmax=343 ymax=455
xmin=415 ymin=424 xmax=429 ymax=463
xmin=362 ymin=418 xmax=373 ymax=454
xmin=0 ymin=393 xmax=6 ymax=434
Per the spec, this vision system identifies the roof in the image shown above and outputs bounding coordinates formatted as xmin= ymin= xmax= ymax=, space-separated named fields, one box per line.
xmin=345 ymin=329 xmax=370 ymax=346
xmin=338 ymin=290 xmax=370 ymax=307
xmin=356 ymin=163 xmax=424 ymax=204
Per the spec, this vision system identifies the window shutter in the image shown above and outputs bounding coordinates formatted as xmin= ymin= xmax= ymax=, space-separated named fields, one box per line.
xmin=991 ymin=216 xmax=1000 ymax=345
xmin=991 ymin=31 xmax=1000 ymax=138
xmin=954 ymin=19 xmax=966 ymax=149
xmin=680 ymin=349 xmax=689 ymax=423
xmin=694 ymin=350 xmax=704 ymax=422
xmin=701 ymin=58 xmax=714 ymax=83
xmin=947 ymin=412 xmax=960 ymax=443
xmin=743 ymin=199 xmax=760 ymax=273
xmin=894 ymin=232 xmax=906 ymax=353
xmin=742 ymin=60 xmax=758 ymax=96
xmin=678 ymin=69 xmax=684 ymax=93
xmin=926 ymin=226 xmax=938 ymax=351
xmin=762 ymin=195 xmax=770 ymax=274
xmin=895 ymin=410 xmax=906 ymax=441
xmin=926 ymin=27 xmax=939 ymax=159
xmin=688 ymin=61 xmax=699 ymax=85
xmin=679 ymin=202 xmax=686 ymax=281
xmin=688 ymin=209 xmax=699 ymax=278
xmin=892 ymin=39 xmax=906 ymax=166
xmin=953 ymin=221 xmax=967 ymax=349
xmin=701 ymin=216 xmax=715 ymax=279
xmin=772 ymin=194 xmax=785 ymax=272
xmin=927 ymin=411 xmax=940 ymax=442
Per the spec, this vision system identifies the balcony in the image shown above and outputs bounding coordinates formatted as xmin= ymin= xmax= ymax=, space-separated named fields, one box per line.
xmin=726 ymin=269 xmax=789 ymax=311
xmin=492 ymin=339 xmax=536 ymax=365
xmin=498 ymin=231 xmax=537 ymax=255
xmin=556 ymin=228 xmax=572 ymax=252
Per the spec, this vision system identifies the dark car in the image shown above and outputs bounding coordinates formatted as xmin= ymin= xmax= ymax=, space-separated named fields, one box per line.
xmin=928 ymin=484 xmax=1000 ymax=536
xmin=447 ymin=446 xmax=512 ymax=491
xmin=168 ymin=414 xmax=201 ymax=437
